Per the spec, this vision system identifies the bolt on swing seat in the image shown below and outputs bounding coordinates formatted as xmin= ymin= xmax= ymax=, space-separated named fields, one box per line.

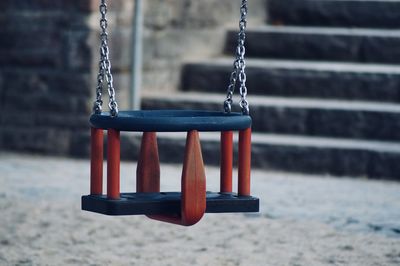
xmin=81 ymin=0 xmax=258 ymax=226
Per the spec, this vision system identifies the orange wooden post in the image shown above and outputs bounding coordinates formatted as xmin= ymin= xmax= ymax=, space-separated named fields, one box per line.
xmin=136 ymin=132 xmax=160 ymax=193
xmin=90 ymin=127 xmax=103 ymax=195
xmin=238 ymin=128 xmax=251 ymax=196
xmin=220 ymin=131 xmax=233 ymax=193
xmin=107 ymin=129 xmax=120 ymax=199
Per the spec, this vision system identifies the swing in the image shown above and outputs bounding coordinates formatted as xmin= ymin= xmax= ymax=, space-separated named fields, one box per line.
xmin=81 ymin=0 xmax=259 ymax=226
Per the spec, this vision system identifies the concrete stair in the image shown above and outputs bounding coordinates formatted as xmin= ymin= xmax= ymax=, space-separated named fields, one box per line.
xmin=181 ymin=58 xmax=400 ymax=102
xmin=225 ymin=26 xmax=400 ymax=64
xmin=120 ymin=130 xmax=400 ymax=180
xmin=142 ymin=93 xmax=400 ymax=142
xmin=141 ymin=0 xmax=400 ymax=179
xmin=268 ymin=0 xmax=400 ymax=29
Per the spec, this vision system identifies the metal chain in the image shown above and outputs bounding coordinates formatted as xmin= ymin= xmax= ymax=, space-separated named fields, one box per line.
xmin=224 ymin=0 xmax=249 ymax=115
xmin=93 ymin=0 xmax=119 ymax=117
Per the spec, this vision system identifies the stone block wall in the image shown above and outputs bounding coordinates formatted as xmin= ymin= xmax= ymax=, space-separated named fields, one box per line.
xmin=0 ymin=1 xmax=100 ymax=156
xmin=0 ymin=0 xmax=266 ymax=157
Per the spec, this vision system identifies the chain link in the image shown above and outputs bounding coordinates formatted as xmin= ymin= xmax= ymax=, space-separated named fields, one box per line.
xmin=224 ymin=0 xmax=249 ymax=115
xmin=93 ymin=0 xmax=119 ymax=117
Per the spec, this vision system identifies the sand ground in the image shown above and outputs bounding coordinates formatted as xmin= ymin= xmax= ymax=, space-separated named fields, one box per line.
xmin=0 ymin=153 xmax=399 ymax=266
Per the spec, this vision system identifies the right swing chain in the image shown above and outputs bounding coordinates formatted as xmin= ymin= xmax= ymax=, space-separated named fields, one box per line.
xmin=224 ymin=0 xmax=249 ymax=115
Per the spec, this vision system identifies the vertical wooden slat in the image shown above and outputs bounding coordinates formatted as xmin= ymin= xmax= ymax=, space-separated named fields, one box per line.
xmin=136 ymin=132 xmax=160 ymax=193
xmin=181 ymin=130 xmax=207 ymax=226
xmin=90 ymin=127 xmax=103 ymax=195
xmin=238 ymin=128 xmax=251 ymax=196
xmin=147 ymin=130 xmax=206 ymax=226
xmin=220 ymin=131 xmax=233 ymax=193
xmin=107 ymin=129 xmax=120 ymax=199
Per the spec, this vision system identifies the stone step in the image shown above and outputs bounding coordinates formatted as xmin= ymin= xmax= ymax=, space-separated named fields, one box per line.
xmin=119 ymin=132 xmax=400 ymax=180
xmin=181 ymin=58 xmax=400 ymax=103
xmin=141 ymin=92 xmax=400 ymax=141
xmin=225 ymin=26 xmax=400 ymax=64
xmin=4 ymin=122 xmax=399 ymax=180
xmin=267 ymin=0 xmax=400 ymax=29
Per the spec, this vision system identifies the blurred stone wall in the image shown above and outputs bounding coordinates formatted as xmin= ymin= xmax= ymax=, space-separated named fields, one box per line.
xmin=0 ymin=0 xmax=266 ymax=156
xmin=141 ymin=0 xmax=266 ymax=97
xmin=0 ymin=1 xmax=98 ymax=156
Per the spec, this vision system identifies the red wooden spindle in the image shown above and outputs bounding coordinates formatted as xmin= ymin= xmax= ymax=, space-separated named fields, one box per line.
xmin=107 ymin=129 xmax=120 ymax=199
xmin=90 ymin=127 xmax=103 ymax=195
xmin=220 ymin=131 xmax=233 ymax=193
xmin=238 ymin=128 xmax=251 ymax=196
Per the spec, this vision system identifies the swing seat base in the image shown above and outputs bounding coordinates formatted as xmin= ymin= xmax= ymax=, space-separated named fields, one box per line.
xmin=82 ymin=192 xmax=259 ymax=216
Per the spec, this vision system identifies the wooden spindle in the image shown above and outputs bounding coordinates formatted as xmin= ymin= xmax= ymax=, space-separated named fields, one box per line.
xmin=107 ymin=129 xmax=120 ymax=199
xmin=90 ymin=127 xmax=103 ymax=195
xmin=238 ymin=128 xmax=251 ymax=196
xmin=220 ymin=131 xmax=233 ymax=193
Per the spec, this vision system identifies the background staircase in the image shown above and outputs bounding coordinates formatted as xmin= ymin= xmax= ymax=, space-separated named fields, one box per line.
xmin=141 ymin=0 xmax=400 ymax=180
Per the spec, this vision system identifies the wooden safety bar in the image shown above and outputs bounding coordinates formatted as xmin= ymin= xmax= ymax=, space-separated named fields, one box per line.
xmin=137 ymin=131 xmax=206 ymax=226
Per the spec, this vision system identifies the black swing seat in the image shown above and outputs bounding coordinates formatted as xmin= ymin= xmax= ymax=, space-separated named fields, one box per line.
xmin=82 ymin=192 xmax=259 ymax=216
xmin=85 ymin=109 xmax=259 ymax=217
xmin=90 ymin=110 xmax=252 ymax=131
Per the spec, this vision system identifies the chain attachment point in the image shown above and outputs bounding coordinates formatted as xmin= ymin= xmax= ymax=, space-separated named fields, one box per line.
xmin=93 ymin=0 xmax=119 ymax=117
xmin=224 ymin=0 xmax=250 ymax=115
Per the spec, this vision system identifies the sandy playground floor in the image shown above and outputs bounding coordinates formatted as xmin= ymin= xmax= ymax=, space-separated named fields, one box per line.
xmin=0 ymin=153 xmax=399 ymax=266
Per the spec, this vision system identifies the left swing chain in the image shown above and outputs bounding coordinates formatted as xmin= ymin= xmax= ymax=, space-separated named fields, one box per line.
xmin=93 ymin=0 xmax=119 ymax=117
